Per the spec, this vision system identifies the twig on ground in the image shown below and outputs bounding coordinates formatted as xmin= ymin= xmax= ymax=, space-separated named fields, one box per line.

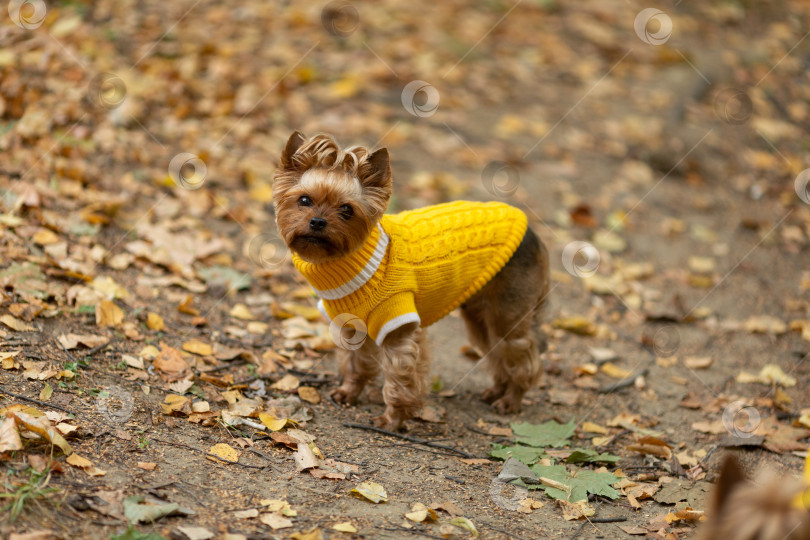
xmin=344 ymin=422 xmax=475 ymax=458
xmin=589 ymin=517 xmax=627 ymax=523
xmin=444 ymin=475 xmax=465 ymax=484
xmin=599 ymin=367 xmax=649 ymax=393
xmin=0 ymin=384 xmax=76 ymax=415
xmin=149 ymin=437 xmax=266 ymax=470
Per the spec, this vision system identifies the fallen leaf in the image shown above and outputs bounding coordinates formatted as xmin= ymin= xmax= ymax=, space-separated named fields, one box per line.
xmin=332 ymin=522 xmax=357 ymax=533
xmin=123 ymin=495 xmax=180 ymax=523
xmin=294 ymin=442 xmax=320 ymax=471
xmin=737 ymin=364 xmax=796 ymax=387
xmin=230 ymin=303 xmax=254 ymax=320
xmin=449 ymin=517 xmax=478 ymax=537
xmin=10 ymin=411 xmax=71 ymax=455
xmin=207 ymin=443 xmax=239 ymax=463
xmin=684 ymin=356 xmax=713 ymax=370
xmin=146 ymin=312 xmax=164 ymax=331
xmin=57 ymin=333 xmax=109 ymax=350
xmin=0 ymin=415 xmax=23 ymax=452
xmin=351 ymin=481 xmax=388 ymax=503
xmin=182 ymin=340 xmax=213 ymax=356
xmin=259 ymin=513 xmax=293 ymax=530
xmin=272 ymin=374 xmax=300 ymax=391
xmin=0 ymin=315 xmax=36 ymax=332
xmin=297 ymin=386 xmax=321 ymax=404
xmin=95 ymin=299 xmax=124 ymax=327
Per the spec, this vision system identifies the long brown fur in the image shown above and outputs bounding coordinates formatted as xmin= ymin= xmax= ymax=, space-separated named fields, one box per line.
xmin=696 ymin=455 xmax=810 ymax=540
xmin=273 ymin=131 xmax=549 ymax=430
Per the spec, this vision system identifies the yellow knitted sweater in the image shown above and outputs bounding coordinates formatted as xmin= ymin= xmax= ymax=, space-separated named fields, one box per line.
xmin=293 ymin=201 xmax=528 ymax=346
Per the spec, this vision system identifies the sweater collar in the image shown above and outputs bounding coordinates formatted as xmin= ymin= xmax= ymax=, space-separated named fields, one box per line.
xmin=292 ymin=223 xmax=389 ymax=300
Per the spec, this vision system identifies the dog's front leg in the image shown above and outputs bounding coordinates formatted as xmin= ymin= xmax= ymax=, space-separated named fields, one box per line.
xmin=332 ymin=346 xmax=380 ymax=405
xmin=372 ymin=325 xmax=428 ymax=431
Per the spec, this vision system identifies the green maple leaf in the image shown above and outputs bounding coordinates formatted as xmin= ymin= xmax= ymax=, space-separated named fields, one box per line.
xmin=511 ymin=419 xmax=576 ymax=447
xmin=565 ymin=448 xmax=621 ymax=465
xmin=489 ymin=444 xmax=547 ymax=465
xmin=529 ymin=464 xmax=620 ymax=502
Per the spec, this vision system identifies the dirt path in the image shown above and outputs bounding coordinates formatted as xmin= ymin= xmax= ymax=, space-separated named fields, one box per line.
xmin=1 ymin=0 xmax=810 ymax=539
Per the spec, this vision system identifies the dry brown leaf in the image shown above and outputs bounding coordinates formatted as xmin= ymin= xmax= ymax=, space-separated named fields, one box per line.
xmin=182 ymin=340 xmax=213 ymax=356
xmin=146 ymin=312 xmax=164 ymax=331
xmin=96 ymin=299 xmax=124 ymax=327
xmin=297 ymin=386 xmax=321 ymax=404
xmin=0 ymin=314 xmax=36 ymax=332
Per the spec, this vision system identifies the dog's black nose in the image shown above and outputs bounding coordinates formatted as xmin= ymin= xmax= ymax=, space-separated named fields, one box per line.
xmin=309 ymin=217 xmax=327 ymax=231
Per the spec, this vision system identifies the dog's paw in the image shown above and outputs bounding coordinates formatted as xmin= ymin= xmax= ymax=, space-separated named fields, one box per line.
xmin=480 ymin=384 xmax=504 ymax=404
xmin=371 ymin=410 xmax=406 ymax=432
xmin=331 ymin=384 xmax=361 ymax=405
xmin=491 ymin=394 xmax=522 ymax=415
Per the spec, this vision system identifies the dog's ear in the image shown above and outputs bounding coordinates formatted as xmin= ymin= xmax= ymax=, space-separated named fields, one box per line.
xmin=711 ymin=455 xmax=746 ymax=513
xmin=281 ymin=131 xmax=307 ymax=169
xmin=360 ymin=148 xmax=392 ymax=190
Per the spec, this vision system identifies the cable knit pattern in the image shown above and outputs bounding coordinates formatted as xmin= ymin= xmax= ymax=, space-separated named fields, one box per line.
xmin=293 ymin=201 xmax=528 ymax=345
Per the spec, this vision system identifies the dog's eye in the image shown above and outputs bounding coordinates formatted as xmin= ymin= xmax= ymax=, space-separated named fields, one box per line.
xmin=338 ymin=204 xmax=354 ymax=220
xmin=297 ymin=195 xmax=313 ymax=207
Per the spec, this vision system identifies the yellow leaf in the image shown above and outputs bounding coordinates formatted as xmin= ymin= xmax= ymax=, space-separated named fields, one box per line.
xmin=0 ymin=314 xmax=36 ymax=332
xmin=0 ymin=416 xmax=23 ymax=452
xmin=260 ymin=513 xmax=293 ymax=530
xmin=146 ymin=312 xmax=164 ymax=331
xmin=10 ymin=411 xmax=71 ymax=455
xmin=182 ymin=340 xmax=213 ymax=356
xmin=271 ymin=374 xmax=300 ymax=391
xmin=329 ymin=75 xmax=360 ymax=99
xmin=91 ymin=275 xmax=129 ymax=299
xmin=297 ymin=386 xmax=321 ymax=404
xmin=140 ymin=345 xmax=160 ymax=359
xmin=259 ymin=413 xmax=289 ymax=432
xmin=160 ymin=394 xmax=190 ymax=415
xmin=684 ymin=356 xmax=713 ymax=369
xmin=207 ymin=443 xmax=239 ymax=463
xmin=96 ymin=299 xmax=124 ymax=327
xmin=600 ymin=362 xmax=632 ymax=379
xmin=351 ymin=481 xmax=388 ymax=503
xmin=582 ymin=421 xmax=607 ymax=434
xmin=280 ymin=302 xmax=323 ymax=322
xmin=449 ymin=517 xmax=479 ymax=537
xmin=553 ymin=317 xmax=596 ymax=336
xmin=32 ymin=228 xmax=60 ymax=245
xmin=230 ymin=303 xmax=254 ymax=320
xmin=67 ymin=453 xmax=93 ymax=469
xmin=332 ymin=522 xmax=357 ymax=533
xmin=39 ymin=383 xmax=53 ymax=401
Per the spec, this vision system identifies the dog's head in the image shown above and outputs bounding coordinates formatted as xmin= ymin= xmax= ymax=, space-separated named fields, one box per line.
xmin=272 ymin=131 xmax=392 ymax=263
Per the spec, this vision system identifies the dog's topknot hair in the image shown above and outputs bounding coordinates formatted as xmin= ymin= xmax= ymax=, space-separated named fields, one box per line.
xmin=287 ymin=134 xmax=376 ymax=180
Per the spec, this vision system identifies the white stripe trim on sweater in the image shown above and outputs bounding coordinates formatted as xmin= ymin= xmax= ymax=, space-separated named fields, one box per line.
xmin=375 ymin=312 xmax=421 ymax=346
xmin=317 ymin=299 xmax=330 ymax=320
xmin=314 ymin=224 xmax=389 ymax=300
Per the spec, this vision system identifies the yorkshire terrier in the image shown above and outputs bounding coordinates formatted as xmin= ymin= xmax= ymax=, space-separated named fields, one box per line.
xmin=696 ymin=454 xmax=810 ymax=540
xmin=272 ymin=132 xmax=549 ymax=430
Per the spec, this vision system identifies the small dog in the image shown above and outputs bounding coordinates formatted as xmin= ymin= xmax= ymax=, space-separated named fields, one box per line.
xmin=696 ymin=454 xmax=810 ymax=540
xmin=273 ymin=132 xmax=549 ymax=430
